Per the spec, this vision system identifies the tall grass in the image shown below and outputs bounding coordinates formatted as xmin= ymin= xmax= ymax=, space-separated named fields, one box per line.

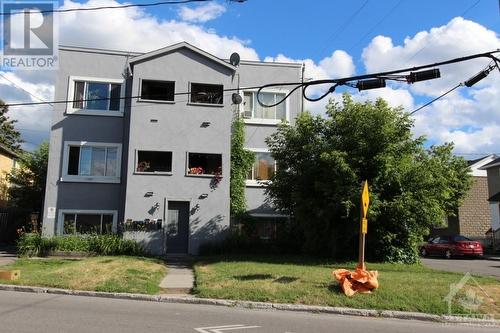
xmin=17 ymin=233 xmax=146 ymax=257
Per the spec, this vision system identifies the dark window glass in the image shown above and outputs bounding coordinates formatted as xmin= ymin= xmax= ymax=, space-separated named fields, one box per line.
xmin=136 ymin=151 xmax=172 ymax=173
xmin=76 ymin=214 xmax=101 ymax=234
xmin=63 ymin=213 xmax=114 ymax=235
xmin=73 ymin=81 xmax=85 ymax=109
xmin=188 ymin=153 xmax=222 ymax=175
xmin=141 ymin=80 xmax=175 ymax=101
xmin=190 ymin=83 xmax=223 ymax=104
xmin=72 ymin=81 xmax=121 ymax=111
xmin=68 ymin=146 xmax=80 ymax=175
xmin=63 ymin=214 xmax=76 ymax=234
xmin=102 ymin=214 xmax=113 ymax=234
xmin=109 ymin=84 xmax=121 ymax=110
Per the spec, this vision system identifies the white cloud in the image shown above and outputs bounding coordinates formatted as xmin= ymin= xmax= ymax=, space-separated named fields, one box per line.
xmin=360 ymin=17 xmax=500 ymax=154
xmin=59 ymin=0 xmax=258 ymax=60
xmin=0 ymin=71 xmax=54 ymax=150
xmin=178 ymin=2 xmax=226 ymax=23
xmin=362 ymin=17 xmax=500 ymax=97
xmin=4 ymin=5 xmax=500 ymax=156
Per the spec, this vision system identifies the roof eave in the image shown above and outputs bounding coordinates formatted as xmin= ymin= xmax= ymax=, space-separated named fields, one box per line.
xmin=129 ymin=42 xmax=236 ymax=71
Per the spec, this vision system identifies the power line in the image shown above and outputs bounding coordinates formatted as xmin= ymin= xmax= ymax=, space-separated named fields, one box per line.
xmin=406 ymin=0 xmax=482 ymax=63
xmin=347 ymin=0 xmax=403 ymax=53
xmin=315 ymin=0 xmax=370 ymax=57
xmin=256 ymin=50 xmax=500 ymax=108
xmin=0 ymin=0 xmax=228 ymax=16
xmin=409 ymin=84 xmax=462 ymax=115
xmin=0 ymin=73 xmax=53 ymax=106
xmin=1 ymin=84 xmax=266 ymax=107
xmin=1 ymin=50 xmax=499 ymax=109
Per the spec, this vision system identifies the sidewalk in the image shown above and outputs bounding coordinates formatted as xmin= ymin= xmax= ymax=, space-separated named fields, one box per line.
xmin=0 ymin=245 xmax=17 ymax=267
xmin=159 ymin=256 xmax=194 ymax=295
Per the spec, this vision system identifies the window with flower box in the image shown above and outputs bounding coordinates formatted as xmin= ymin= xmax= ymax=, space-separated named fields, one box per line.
xmin=187 ymin=153 xmax=222 ymax=176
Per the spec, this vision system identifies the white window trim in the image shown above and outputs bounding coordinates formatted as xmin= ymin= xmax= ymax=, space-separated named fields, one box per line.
xmin=240 ymin=88 xmax=290 ymax=125
xmin=137 ymin=78 xmax=176 ymax=104
xmin=134 ymin=149 xmax=173 ymax=175
xmin=185 ymin=151 xmax=223 ymax=177
xmin=187 ymin=81 xmax=225 ymax=107
xmin=245 ymin=148 xmax=276 ymax=187
xmin=57 ymin=209 xmax=118 ymax=235
xmin=61 ymin=141 xmax=122 ymax=183
xmin=66 ymin=76 xmax=125 ymax=117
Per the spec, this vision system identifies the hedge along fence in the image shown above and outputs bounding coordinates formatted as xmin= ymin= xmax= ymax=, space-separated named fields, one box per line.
xmin=17 ymin=233 xmax=147 ymax=257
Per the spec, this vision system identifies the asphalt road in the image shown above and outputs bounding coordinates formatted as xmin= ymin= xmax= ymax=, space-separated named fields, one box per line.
xmin=421 ymin=257 xmax=500 ymax=279
xmin=0 ymin=291 xmax=497 ymax=333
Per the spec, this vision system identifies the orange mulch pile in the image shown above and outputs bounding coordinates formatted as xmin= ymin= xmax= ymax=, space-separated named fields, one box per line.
xmin=332 ymin=267 xmax=379 ymax=297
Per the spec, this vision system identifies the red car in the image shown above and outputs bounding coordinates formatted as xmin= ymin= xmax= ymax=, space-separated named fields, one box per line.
xmin=420 ymin=235 xmax=483 ymax=259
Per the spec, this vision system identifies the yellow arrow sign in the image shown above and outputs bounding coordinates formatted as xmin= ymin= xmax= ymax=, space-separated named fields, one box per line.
xmin=361 ymin=180 xmax=369 ymax=218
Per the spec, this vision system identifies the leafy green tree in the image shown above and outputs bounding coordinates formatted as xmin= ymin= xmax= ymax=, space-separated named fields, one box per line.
xmin=0 ymin=100 xmax=23 ymax=153
xmin=8 ymin=142 xmax=49 ymax=213
xmin=265 ymin=94 xmax=471 ymax=263
xmin=230 ymin=118 xmax=255 ymax=216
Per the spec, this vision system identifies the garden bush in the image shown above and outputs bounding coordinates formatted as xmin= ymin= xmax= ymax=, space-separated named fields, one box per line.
xmin=17 ymin=233 xmax=146 ymax=257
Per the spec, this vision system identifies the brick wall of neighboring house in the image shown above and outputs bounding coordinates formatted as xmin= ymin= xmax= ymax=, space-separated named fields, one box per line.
xmin=457 ymin=176 xmax=491 ymax=241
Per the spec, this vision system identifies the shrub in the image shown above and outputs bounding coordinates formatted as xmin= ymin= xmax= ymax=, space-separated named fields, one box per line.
xmin=17 ymin=234 xmax=146 ymax=257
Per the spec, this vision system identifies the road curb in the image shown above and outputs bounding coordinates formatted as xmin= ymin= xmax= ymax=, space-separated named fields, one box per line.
xmin=0 ymin=284 xmax=498 ymax=327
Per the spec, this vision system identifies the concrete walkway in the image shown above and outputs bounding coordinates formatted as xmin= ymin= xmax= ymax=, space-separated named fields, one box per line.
xmin=0 ymin=245 xmax=17 ymax=267
xmin=159 ymin=256 xmax=194 ymax=294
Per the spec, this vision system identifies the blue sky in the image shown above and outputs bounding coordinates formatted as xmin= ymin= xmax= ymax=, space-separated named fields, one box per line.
xmin=0 ymin=0 xmax=499 ymax=155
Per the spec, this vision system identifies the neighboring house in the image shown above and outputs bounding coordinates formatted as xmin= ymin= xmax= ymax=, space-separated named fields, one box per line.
xmin=431 ymin=155 xmax=495 ymax=244
xmin=479 ymin=156 xmax=500 ymax=249
xmin=41 ymin=42 xmax=302 ymax=255
xmin=0 ymin=143 xmax=19 ymax=206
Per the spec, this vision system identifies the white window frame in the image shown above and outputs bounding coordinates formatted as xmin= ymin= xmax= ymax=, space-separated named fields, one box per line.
xmin=66 ymin=76 xmax=125 ymax=116
xmin=240 ymin=89 xmax=290 ymax=125
xmin=245 ymin=148 xmax=276 ymax=187
xmin=61 ymin=141 xmax=122 ymax=183
xmin=57 ymin=209 xmax=118 ymax=235
xmin=134 ymin=149 xmax=173 ymax=175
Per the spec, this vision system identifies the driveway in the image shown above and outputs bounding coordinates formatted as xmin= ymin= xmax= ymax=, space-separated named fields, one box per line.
xmin=421 ymin=257 xmax=500 ymax=279
xmin=0 ymin=245 xmax=17 ymax=266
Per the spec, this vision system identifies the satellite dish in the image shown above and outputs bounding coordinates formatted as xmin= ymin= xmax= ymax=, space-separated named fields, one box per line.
xmin=232 ymin=93 xmax=242 ymax=105
xmin=229 ymin=52 xmax=240 ymax=66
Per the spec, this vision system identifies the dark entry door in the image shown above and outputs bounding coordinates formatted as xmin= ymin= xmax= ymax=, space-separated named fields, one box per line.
xmin=166 ymin=201 xmax=190 ymax=254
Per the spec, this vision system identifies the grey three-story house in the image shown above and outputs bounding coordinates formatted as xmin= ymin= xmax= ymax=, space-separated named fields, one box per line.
xmin=41 ymin=42 xmax=302 ymax=255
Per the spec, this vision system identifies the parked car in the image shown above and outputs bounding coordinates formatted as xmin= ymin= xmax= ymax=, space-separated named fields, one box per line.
xmin=420 ymin=235 xmax=483 ymax=259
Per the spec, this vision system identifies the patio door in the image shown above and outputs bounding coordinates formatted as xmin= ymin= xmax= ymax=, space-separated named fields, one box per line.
xmin=166 ymin=201 xmax=189 ymax=254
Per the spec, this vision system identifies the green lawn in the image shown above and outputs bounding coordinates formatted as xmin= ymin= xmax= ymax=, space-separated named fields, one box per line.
xmin=0 ymin=256 xmax=166 ymax=294
xmin=194 ymin=256 xmax=500 ymax=317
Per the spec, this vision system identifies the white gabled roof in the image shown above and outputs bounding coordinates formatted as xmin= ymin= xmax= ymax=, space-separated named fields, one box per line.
xmin=469 ymin=154 xmax=497 ymax=176
xmin=129 ymin=41 xmax=236 ymax=71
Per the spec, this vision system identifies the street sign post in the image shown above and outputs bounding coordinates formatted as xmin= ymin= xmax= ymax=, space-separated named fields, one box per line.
xmin=358 ymin=180 xmax=369 ymax=270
